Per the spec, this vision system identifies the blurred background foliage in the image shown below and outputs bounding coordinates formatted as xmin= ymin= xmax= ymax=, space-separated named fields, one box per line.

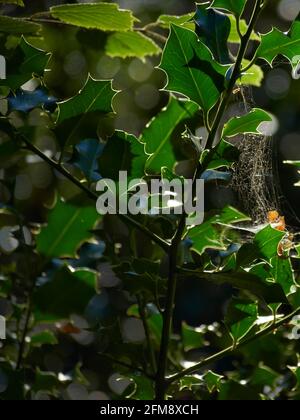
xmin=1 ymin=0 xmax=300 ymax=401
xmin=1 ymin=0 xmax=300 ymax=219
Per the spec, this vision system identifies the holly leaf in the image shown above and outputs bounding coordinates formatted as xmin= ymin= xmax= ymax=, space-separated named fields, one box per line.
xmin=211 ymin=0 xmax=247 ymax=16
xmin=226 ymin=299 xmax=258 ymax=344
xmin=0 ymin=38 xmax=50 ymax=90
xmin=71 ymin=139 xmax=104 ymax=182
xmin=140 ymin=96 xmax=198 ymax=175
xmin=34 ymin=266 xmax=97 ymax=322
xmin=105 ymin=31 xmax=161 ymax=59
xmin=194 ymin=3 xmax=231 ymax=63
xmin=56 ymin=76 xmax=116 ymax=125
xmin=203 ymin=371 xmax=223 ymax=393
xmin=256 ymin=18 xmax=300 ymax=70
xmin=237 ymin=226 xmax=285 ymax=266
xmin=51 ymin=3 xmax=137 ymax=32
xmin=98 ymin=130 xmax=146 ymax=181
xmin=188 ymin=206 xmax=250 ymax=255
xmin=269 ymin=256 xmax=296 ymax=296
xmin=36 ymin=199 xmax=100 ymax=259
xmin=159 ymin=24 xmax=228 ymax=111
xmin=222 ymin=108 xmax=273 ymax=138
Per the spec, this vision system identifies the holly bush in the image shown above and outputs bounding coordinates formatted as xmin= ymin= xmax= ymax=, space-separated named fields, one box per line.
xmin=1 ymin=0 xmax=300 ymax=401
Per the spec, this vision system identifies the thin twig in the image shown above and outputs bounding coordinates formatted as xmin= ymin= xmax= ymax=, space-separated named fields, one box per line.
xmin=102 ymin=354 xmax=154 ymax=380
xmin=21 ymin=136 xmax=170 ymax=253
xmin=167 ymin=306 xmax=300 ymax=385
xmin=136 ymin=28 xmax=167 ymax=44
xmin=16 ymin=294 xmax=33 ymax=370
xmin=137 ymin=296 xmax=157 ymax=375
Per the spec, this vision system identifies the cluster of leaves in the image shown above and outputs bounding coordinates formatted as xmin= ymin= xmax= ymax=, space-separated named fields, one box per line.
xmin=0 ymin=0 xmax=300 ymax=401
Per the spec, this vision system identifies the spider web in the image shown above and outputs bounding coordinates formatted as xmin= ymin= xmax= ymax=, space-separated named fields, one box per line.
xmin=230 ymin=86 xmax=282 ymax=224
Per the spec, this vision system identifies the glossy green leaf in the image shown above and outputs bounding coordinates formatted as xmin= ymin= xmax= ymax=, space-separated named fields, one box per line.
xmin=211 ymin=0 xmax=247 ymax=16
xmin=269 ymin=256 xmax=296 ymax=296
xmin=57 ymin=76 xmax=116 ymax=125
xmin=182 ymin=323 xmax=204 ymax=351
xmin=195 ymin=3 xmax=231 ymax=63
xmin=51 ymin=3 xmax=137 ymax=32
xmin=34 ymin=266 xmax=97 ymax=322
xmin=223 ymin=108 xmax=273 ymax=138
xmin=203 ymin=371 xmax=223 ymax=393
xmin=226 ymin=299 xmax=258 ymax=344
xmin=189 ymin=206 xmax=250 ymax=255
xmin=99 ymin=130 xmax=146 ymax=181
xmin=140 ymin=96 xmax=198 ymax=174
xmin=237 ymin=226 xmax=285 ymax=266
xmin=106 ymin=31 xmax=161 ymax=59
xmin=159 ymin=24 xmax=228 ymax=111
xmin=0 ymin=38 xmax=50 ymax=90
xmin=36 ymin=200 xmax=100 ymax=259
xmin=179 ymin=376 xmax=201 ymax=391
xmin=256 ymin=18 xmax=300 ymax=69
xmin=0 ymin=16 xmax=40 ymax=34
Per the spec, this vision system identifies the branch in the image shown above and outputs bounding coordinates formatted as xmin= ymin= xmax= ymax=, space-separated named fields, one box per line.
xmin=154 ymin=0 xmax=264 ymax=400
xmin=21 ymin=136 xmax=170 ymax=253
xmin=101 ymin=354 xmax=155 ymax=380
xmin=167 ymin=306 xmax=300 ymax=385
xmin=137 ymin=296 xmax=157 ymax=375
xmin=204 ymin=0 xmax=264 ymax=156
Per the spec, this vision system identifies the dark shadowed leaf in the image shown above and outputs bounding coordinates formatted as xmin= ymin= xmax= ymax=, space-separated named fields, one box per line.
xmin=34 ymin=266 xmax=97 ymax=321
xmin=195 ymin=3 xmax=231 ymax=63
xmin=98 ymin=130 xmax=146 ymax=180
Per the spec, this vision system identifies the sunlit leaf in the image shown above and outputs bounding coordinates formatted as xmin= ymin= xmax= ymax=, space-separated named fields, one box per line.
xmin=222 ymin=108 xmax=273 ymax=138
xmin=51 ymin=3 xmax=137 ymax=32
xmin=203 ymin=370 xmax=223 ymax=393
xmin=140 ymin=96 xmax=198 ymax=174
xmin=256 ymin=18 xmax=300 ymax=70
xmin=188 ymin=206 xmax=250 ymax=255
xmin=106 ymin=31 xmax=161 ymax=59
xmin=159 ymin=24 xmax=228 ymax=111
xmin=56 ymin=76 xmax=116 ymax=125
